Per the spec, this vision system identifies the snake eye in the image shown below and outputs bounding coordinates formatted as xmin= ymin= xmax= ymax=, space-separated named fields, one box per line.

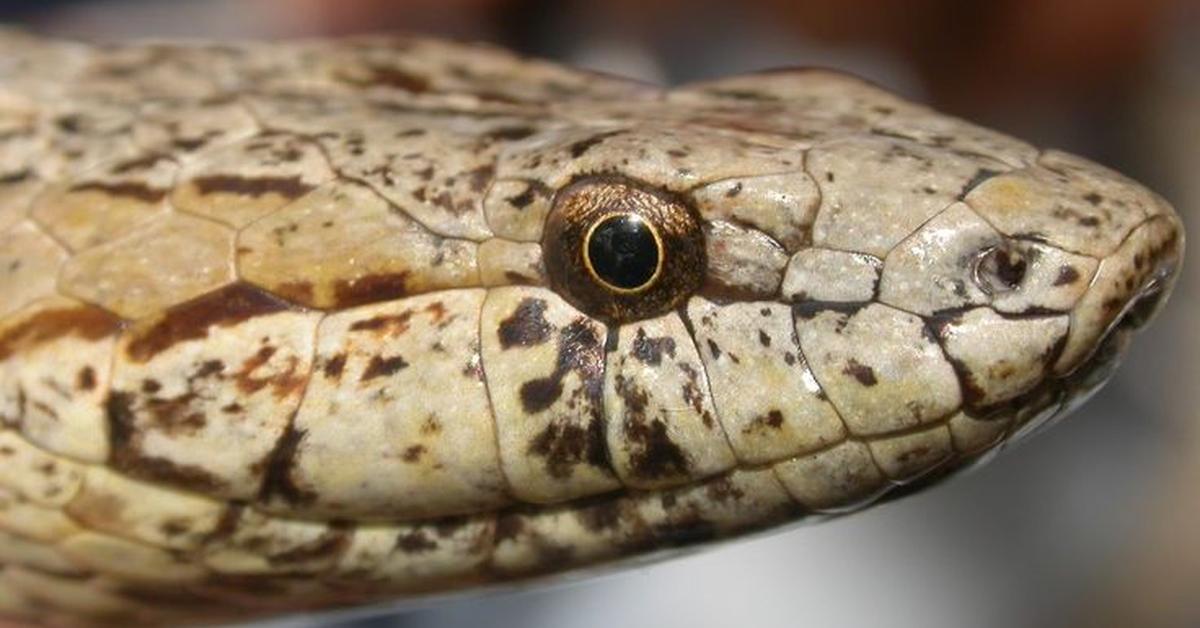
xmin=584 ymin=213 xmax=662 ymax=292
xmin=974 ymin=243 xmax=1029 ymax=294
xmin=543 ymin=176 xmax=705 ymax=323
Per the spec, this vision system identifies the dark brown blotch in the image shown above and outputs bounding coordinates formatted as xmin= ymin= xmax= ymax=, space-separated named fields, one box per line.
xmin=402 ymin=444 xmax=426 ymax=463
xmin=342 ymin=64 xmax=430 ymax=93
xmin=76 ymin=366 xmax=97 ymax=391
xmin=109 ymin=154 xmax=172 ymax=175
xmin=467 ymin=164 xmax=494 ymax=193
xmin=267 ymin=530 xmax=350 ymax=566
xmin=322 ymin=353 xmax=348 ymax=379
xmin=257 ymin=424 xmax=317 ymax=506
xmin=498 ymin=298 xmax=553 ymax=349
xmin=519 ymin=376 xmax=562 ymax=414
xmin=332 ymin=272 xmax=411 ymax=309
xmin=630 ymin=328 xmax=676 ymax=366
xmin=958 ymin=168 xmax=1002 ymax=200
xmin=190 ymin=175 xmax=313 ymax=200
xmin=843 ymin=358 xmax=878 ymax=386
xmin=69 ymin=181 xmax=167 ymax=203
xmin=1053 ymin=265 xmax=1081 ymax=286
xmin=0 ymin=305 xmax=121 ymax=362
xmin=107 ymin=390 xmax=229 ymax=494
xmin=567 ymin=130 xmax=624 ymax=159
xmin=273 ymin=281 xmax=315 ymax=305
xmin=744 ymin=409 xmax=785 ymax=433
xmin=485 ymin=126 xmax=537 ymax=141
xmin=125 ymin=283 xmax=290 ymax=363
xmin=360 ymin=354 xmax=410 ymax=381
xmin=574 ymin=498 xmax=626 ymax=533
xmin=395 ymin=530 xmax=438 ymax=553
xmin=349 ymin=310 xmax=414 ymax=335
xmin=617 ymin=374 xmax=690 ymax=480
xmin=505 ymin=180 xmax=551 ymax=210
xmin=527 ymin=416 xmax=611 ymax=479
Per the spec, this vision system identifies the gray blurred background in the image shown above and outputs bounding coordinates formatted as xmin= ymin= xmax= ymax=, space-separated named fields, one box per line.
xmin=4 ymin=1 xmax=1197 ymax=626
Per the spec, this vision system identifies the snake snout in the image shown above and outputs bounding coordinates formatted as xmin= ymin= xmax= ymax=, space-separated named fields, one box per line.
xmin=1056 ymin=218 xmax=1183 ymax=403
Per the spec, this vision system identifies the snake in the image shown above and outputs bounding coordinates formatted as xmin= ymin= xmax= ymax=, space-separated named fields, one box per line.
xmin=0 ymin=30 xmax=1184 ymax=627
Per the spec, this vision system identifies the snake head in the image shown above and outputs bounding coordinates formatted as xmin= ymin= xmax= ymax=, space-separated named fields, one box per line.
xmin=482 ymin=69 xmax=1184 ymax=509
xmin=0 ymin=37 xmax=1187 ymax=623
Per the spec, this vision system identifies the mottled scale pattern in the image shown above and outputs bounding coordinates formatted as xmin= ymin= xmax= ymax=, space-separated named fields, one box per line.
xmin=0 ymin=31 xmax=1183 ymax=627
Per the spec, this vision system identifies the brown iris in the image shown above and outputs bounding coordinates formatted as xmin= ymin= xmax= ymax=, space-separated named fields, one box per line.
xmin=543 ymin=176 xmax=705 ymax=323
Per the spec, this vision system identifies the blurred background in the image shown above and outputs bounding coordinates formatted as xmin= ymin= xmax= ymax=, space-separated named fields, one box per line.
xmin=2 ymin=1 xmax=1197 ymax=627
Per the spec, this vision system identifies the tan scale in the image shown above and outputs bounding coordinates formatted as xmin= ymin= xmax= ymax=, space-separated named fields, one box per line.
xmin=866 ymin=425 xmax=955 ymax=483
xmin=686 ymin=298 xmax=846 ymax=464
xmin=58 ymin=212 xmax=236 ymax=320
xmin=237 ymin=179 xmax=479 ymax=309
xmin=57 ymin=532 xmax=206 ymax=585
xmin=0 ymin=529 xmax=81 ymax=577
xmin=0 ymin=487 xmax=83 ymax=546
xmin=283 ymin=289 xmax=510 ymax=519
xmin=666 ymin=71 xmax=911 ymax=148
xmin=307 ymin=111 xmax=517 ymax=241
xmin=631 ymin=468 xmax=798 ymax=541
xmin=0 ymin=32 xmax=1184 ymax=627
xmin=31 ymin=152 xmax=177 ymax=251
xmin=0 ymin=431 xmax=85 ymax=507
xmin=879 ymin=202 xmax=1002 ymax=316
xmin=171 ymin=132 xmax=334 ymax=229
xmin=489 ymin=497 xmax=648 ymax=577
xmin=0 ymin=298 xmax=118 ymax=463
xmin=934 ymin=308 xmax=1070 ymax=410
xmin=810 ymin=135 xmax=1011 ymax=258
xmin=780 ymin=247 xmax=881 ymax=303
xmin=332 ymin=518 xmax=494 ymax=594
xmin=109 ymin=288 xmax=321 ymax=501
xmin=0 ymin=111 xmax=41 ymax=179
xmin=964 ymin=155 xmax=1152 ymax=259
xmin=202 ymin=507 xmax=349 ymax=576
xmin=773 ymin=441 xmax=889 ymax=512
xmin=0 ymin=221 xmax=66 ymax=318
xmin=989 ymin=241 xmax=1099 ymax=314
xmin=131 ymin=99 xmax=261 ymax=159
xmin=63 ymin=466 xmax=225 ymax=551
xmin=1 ymin=568 xmax=137 ymax=621
xmin=1054 ymin=216 xmax=1181 ymax=373
xmin=0 ymin=174 xmax=43 ymax=234
xmin=702 ymin=220 xmax=790 ymax=299
xmin=298 ymin=35 xmax=650 ymax=108
xmin=33 ymin=99 xmax=142 ymax=181
xmin=486 ymin=125 xmax=803 ymax=242
xmin=603 ymin=312 xmax=735 ymax=489
xmin=0 ymin=576 xmax=41 ymax=623
xmin=796 ymin=303 xmax=963 ymax=435
xmin=690 ymin=172 xmax=821 ymax=252
xmin=872 ymin=103 xmax=1038 ymax=169
xmin=480 ymin=286 xmax=618 ymax=503
xmin=477 ymin=238 xmax=544 ymax=287
xmin=946 ymin=410 xmax=1012 ymax=455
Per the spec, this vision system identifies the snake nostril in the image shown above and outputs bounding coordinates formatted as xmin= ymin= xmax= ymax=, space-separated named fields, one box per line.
xmin=974 ymin=244 xmax=1028 ymax=295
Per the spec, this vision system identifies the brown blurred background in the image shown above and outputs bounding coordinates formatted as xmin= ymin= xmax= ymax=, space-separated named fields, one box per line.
xmin=2 ymin=1 xmax=1197 ymax=627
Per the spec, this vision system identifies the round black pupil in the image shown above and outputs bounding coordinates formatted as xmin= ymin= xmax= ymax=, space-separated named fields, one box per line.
xmin=587 ymin=214 xmax=659 ymax=290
